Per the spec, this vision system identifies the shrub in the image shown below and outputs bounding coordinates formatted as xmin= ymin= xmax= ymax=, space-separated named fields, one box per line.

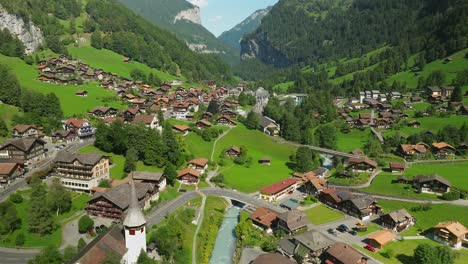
xmin=15 ymin=233 xmax=25 ymax=246
xmin=441 ymin=192 xmax=460 ymax=201
xmin=78 ymin=215 xmax=94 ymax=234
xmin=9 ymin=193 xmax=23 ymax=204
xmin=98 ymin=179 xmax=111 ymax=188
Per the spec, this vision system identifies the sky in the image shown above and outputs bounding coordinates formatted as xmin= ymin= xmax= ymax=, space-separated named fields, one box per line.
xmin=189 ymin=0 xmax=279 ymax=37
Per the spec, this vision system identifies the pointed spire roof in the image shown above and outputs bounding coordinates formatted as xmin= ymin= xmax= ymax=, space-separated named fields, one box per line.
xmin=123 ymin=178 xmax=147 ymax=227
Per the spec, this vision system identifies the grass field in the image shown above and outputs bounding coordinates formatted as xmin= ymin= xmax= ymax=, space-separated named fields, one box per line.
xmin=196 ymin=196 xmax=229 ymax=264
xmin=79 ymin=145 xmax=162 ymax=180
xmin=356 ymin=223 xmax=382 ymax=236
xmin=68 ymin=46 xmax=179 ymax=82
xmin=385 ymin=115 xmax=468 ymax=137
xmin=336 ymin=129 xmax=370 ymax=152
xmin=0 ymin=54 xmax=125 ymax=117
xmin=354 ymin=239 xmax=468 ymax=264
xmin=327 ymin=172 xmax=370 ymax=185
xmin=303 ymin=204 xmax=345 ymax=225
xmin=0 ymin=104 xmax=22 ymax=142
xmin=0 ymin=190 xmax=89 ymax=248
xmin=378 ymin=200 xmax=468 ymax=236
xmin=405 ymin=162 xmax=468 ymax=192
xmin=213 ymin=124 xmax=297 ymax=193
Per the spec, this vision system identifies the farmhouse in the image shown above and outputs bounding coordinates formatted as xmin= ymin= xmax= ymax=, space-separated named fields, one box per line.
xmin=258 ymin=157 xmax=271 ymax=166
xmin=319 ymin=189 xmax=352 ymax=208
xmin=89 ymin=107 xmax=117 ymax=118
xmin=12 ymin=124 xmax=39 ymax=138
xmin=75 ymin=90 xmax=88 ymax=97
xmin=216 ymin=115 xmax=237 ymax=126
xmin=52 ymin=130 xmax=77 ymax=143
xmin=367 ymin=230 xmax=396 ymax=249
xmin=431 ymin=142 xmax=455 ymax=159
xmin=121 ymin=108 xmax=141 ymax=122
xmin=260 ymin=116 xmax=281 ymax=136
xmin=196 ymin=119 xmax=212 ymax=129
xmin=340 ymin=195 xmax=380 ymax=220
xmin=172 ymin=125 xmax=190 ymax=136
xmin=380 ymin=209 xmax=414 ymax=232
xmin=132 ymin=115 xmax=161 ymax=131
xmin=277 ymin=209 xmax=309 ymax=234
xmin=432 ymin=221 xmax=468 ymax=249
xmin=259 ymin=178 xmax=299 ymax=202
xmin=249 ymin=207 xmax=278 ymax=233
xmin=200 ymin=112 xmax=213 ymax=120
xmin=187 ymin=158 xmax=209 ymax=173
xmin=413 ymin=175 xmax=451 ymax=194
xmin=0 ymin=138 xmax=46 ymax=165
xmin=177 ymin=168 xmax=200 ymax=185
xmin=324 ymin=242 xmax=368 ymax=264
xmin=279 ymin=230 xmax=334 ymax=259
xmin=131 ymin=171 xmax=166 ymax=192
xmin=251 ymin=253 xmax=295 ymax=264
xmin=54 ymin=151 xmax=110 ymax=192
xmin=86 ymin=182 xmax=158 ymax=220
xmin=399 ymin=143 xmax=428 ymax=158
xmin=0 ymin=162 xmax=23 ymax=185
xmin=225 ymin=146 xmax=241 ymax=157
xmin=389 ymin=162 xmax=406 ymax=173
xmin=346 ymin=157 xmax=377 ymax=173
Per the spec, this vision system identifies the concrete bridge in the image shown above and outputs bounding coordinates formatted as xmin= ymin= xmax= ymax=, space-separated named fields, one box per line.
xmin=146 ymin=187 xmax=286 ymax=226
xmin=276 ymin=140 xmax=360 ymax=159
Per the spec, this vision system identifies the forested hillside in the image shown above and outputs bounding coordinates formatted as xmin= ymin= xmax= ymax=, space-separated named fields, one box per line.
xmin=117 ymin=0 xmax=239 ymax=65
xmin=241 ymin=0 xmax=468 ymax=68
xmin=0 ymin=0 xmax=233 ymax=82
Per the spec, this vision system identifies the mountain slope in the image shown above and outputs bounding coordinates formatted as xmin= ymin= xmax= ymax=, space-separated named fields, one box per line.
xmin=241 ymin=0 xmax=468 ymax=68
xmin=117 ymin=0 xmax=239 ymax=65
xmin=218 ymin=7 xmax=272 ymax=51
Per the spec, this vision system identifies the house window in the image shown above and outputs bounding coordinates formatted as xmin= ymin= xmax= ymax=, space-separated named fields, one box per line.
xmin=129 ymin=229 xmax=135 ymax=235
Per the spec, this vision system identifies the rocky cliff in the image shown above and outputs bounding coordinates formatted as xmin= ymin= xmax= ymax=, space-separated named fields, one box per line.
xmin=0 ymin=5 xmax=43 ymax=54
xmin=174 ymin=6 xmax=201 ymax=25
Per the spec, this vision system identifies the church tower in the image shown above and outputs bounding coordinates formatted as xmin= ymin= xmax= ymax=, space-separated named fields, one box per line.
xmin=123 ymin=180 xmax=147 ymax=264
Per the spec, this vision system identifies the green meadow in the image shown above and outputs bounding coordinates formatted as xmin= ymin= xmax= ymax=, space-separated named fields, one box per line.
xmin=336 ymin=128 xmax=370 ymax=152
xmin=214 ymin=124 xmax=297 ymax=193
xmin=0 ymin=54 xmax=125 ymax=117
xmin=303 ymin=204 xmax=345 ymax=225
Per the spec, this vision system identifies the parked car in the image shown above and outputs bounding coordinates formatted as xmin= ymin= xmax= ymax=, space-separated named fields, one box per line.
xmin=349 ymin=230 xmax=358 ymax=236
xmin=365 ymin=244 xmax=376 ymax=252
xmin=337 ymin=224 xmax=350 ymax=232
xmin=327 ymin=228 xmax=338 ymax=236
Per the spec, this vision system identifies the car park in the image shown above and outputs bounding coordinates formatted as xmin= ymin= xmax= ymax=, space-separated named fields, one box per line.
xmin=337 ymin=224 xmax=350 ymax=232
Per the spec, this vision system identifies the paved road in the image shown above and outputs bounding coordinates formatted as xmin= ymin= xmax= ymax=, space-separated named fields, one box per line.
xmin=276 ymin=139 xmax=360 ymax=159
xmin=0 ymin=248 xmax=39 ymax=264
xmin=210 ymin=127 xmax=233 ymax=161
xmin=192 ymin=192 xmax=206 ymax=264
xmin=329 ymin=170 xmax=382 ymax=189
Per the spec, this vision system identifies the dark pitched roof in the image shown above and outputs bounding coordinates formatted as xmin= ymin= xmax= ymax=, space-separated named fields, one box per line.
xmin=12 ymin=124 xmax=37 ymax=133
xmin=326 ymin=242 xmax=367 ymax=264
xmin=413 ymin=175 xmax=451 ymax=187
xmin=55 ymin=151 xmax=104 ymax=166
xmin=131 ymin=171 xmax=164 ymax=182
xmin=89 ymin=182 xmax=154 ymax=210
xmin=294 ymin=230 xmax=334 ymax=251
xmin=252 ymin=253 xmax=295 ymax=264
xmin=383 ymin=209 xmax=413 ymax=223
xmin=277 ymin=209 xmax=309 ymax=231
xmin=349 ymin=195 xmax=375 ymax=210
xmin=0 ymin=138 xmax=45 ymax=152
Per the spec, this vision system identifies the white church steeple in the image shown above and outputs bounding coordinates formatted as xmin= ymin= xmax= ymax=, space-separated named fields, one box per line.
xmin=123 ymin=180 xmax=147 ymax=264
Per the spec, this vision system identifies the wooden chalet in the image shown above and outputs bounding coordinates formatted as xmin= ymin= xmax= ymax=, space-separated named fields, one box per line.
xmin=431 ymin=142 xmax=455 ymax=159
xmin=225 ymin=146 xmax=241 ymax=157
xmin=196 ymin=119 xmax=212 ymax=129
xmin=389 ymin=162 xmax=406 ymax=173
xmin=346 ymin=157 xmax=377 ymax=173
xmin=0 ymin=162 xmax=24 ymax=185
xmin=12 ymin=124 xmax=39 ymax=138
xmin=380 ymin=209 xmax=414 ymax=232
xmin=249 ymin=207 xmax=278 ymax=234
xmin=432 ymin=221 xmax=468 ymax=248
xmin=177 ymin=168 xmax=200 ymax=185
xmin=324 ymin=242 xmax=368 ymax=264
xmin=187 ymin=158 xmax=209 ymax=173
xmin=88 ymin=107 xmax=117 ymax=118
xmin=216 ymin=115 xmax=237 ymax=126
xmin=367 ymin=230 xmax=396 ymax=249
xmin=413 ymin=175 xmax=451 ymax=194
xmin=0 ymin=137 xmax=46 ymax=165
xmin=172 ymin=125 xmax=190 ymax=136
xmin=75 ymin=90 xmax=88 ymax=97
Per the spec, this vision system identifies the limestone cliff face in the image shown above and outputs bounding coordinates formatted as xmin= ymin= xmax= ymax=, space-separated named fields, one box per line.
xmin=240 ymin=34 xmax=290 ymax=67
xmin=174 ymin=6 xmax=201 ymax=25
xmin=0 ymin=5 xmax=43 ymax=54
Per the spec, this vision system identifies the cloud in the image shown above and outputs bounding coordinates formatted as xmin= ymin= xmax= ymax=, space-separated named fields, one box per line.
xmin=208 ymin=15 xmax=223 ymax=23
xmin=190 ymin=0 xmax=208 ymax=7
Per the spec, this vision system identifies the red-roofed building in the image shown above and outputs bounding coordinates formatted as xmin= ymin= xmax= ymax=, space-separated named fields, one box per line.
xmin=259 ymin=178 xmax=299 ymax=202
xmin=249 ymin=207 xmax=278 ymax=234
xmin=188 ymin=158 xmax=209 ymax=173
xmin=0 ymin=162 xmax=24 ymax=185
xmin=64 ymin=118 xmax=95 ymax=138
xmin=12 ymin=124 xmax=39 ymax=138
xmin=177 ymin=168 xmax=201 ymax=185
xmin=172 ymin=125 xmax=190 ymax=136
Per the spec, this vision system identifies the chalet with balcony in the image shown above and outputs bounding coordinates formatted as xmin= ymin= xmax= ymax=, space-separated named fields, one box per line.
xmin=380 ymin=209 xmax=414 ymax=232
xmin=131 ymin=171 xmax=166 ymax=192
xmin=187 ymin=158 xmax=209 ymax=174
xmin=319 ymin=189 xmax=352 ymax=208
xmin=86 ymin=182 xmax=158 ymax=220
xmin=431 ymin=142 xmax=455 ymax=159
xmin=200 ymin=112 xmax=213 ymax=120
xmin=172 ymin=102 xmax=190 ymax=120
xmin=177 ymin=168 xmax=200 ymax=185
xmin=260 ymin=116 xmax=280 ymax=136
xmin=52 ymin=130 xmax=77 ymax=143
xmin=64 ymin=119 xmax=95 ymax=139
xmin=132 ymin=115 xmax=161 ymax=131
xmin=251 ymin=253 xmax=295 ymax=264
xmin=428 ymin=86 xmax=442 ymax=100
xmin=413 ymin=175 xmax=451 ymax=194
xmin=399 ymin=143 xmax=428 ymax=159
xmin=121 ymin=108 xmax=141 ymax=122
xmin=249 ymin=207 xmax=278 ymax=234
xmin=324 ymin=242 xmax=368 ymax=264
xmin=277 ymin=209 xmax=309 ymax=234
xmin=0 ymin=138 xmax=46 ymax=165
xmin=225 ymin=146 xmax=241 ymax=157
xmin=216 ymin=115 xmax=237 ymax=126
xmin=432 ymin=221 xmax=468 ymax=249
xmin=259 ymin=178 xmax=299 ymax=203
xmin=346 ymin=157 xmax=377 ymax=173
xmin=12 ymin=124 xmax=39 ymax=138
xmin=279 ymin=230 xmax=334 ymax=259
xmin=196 ymin=119 xmax=212 ymax=129
xmin=88 ymin=107 xmax=117 ymax=118
xmin=389 ymin=162 xmax=406 ymax=173
xmin=340 ymin=195 xmax=380 ymax=220
xmin=0 ymin=162 xmax=23 ymax=185
xmin=54 ymin=151 xmax=109 ymax=192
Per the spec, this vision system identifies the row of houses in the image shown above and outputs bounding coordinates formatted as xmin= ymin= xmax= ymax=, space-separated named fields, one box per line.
xmin=399 ymin=142 xmax=462 ymax=159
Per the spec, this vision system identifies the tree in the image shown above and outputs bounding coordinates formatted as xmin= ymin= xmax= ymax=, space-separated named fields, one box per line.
xmin=0 ymin=118 xmax=8 ymax=137
xmin=450 ymin=85 xmax=463 ymax=102
xmin=62 ymin=246 xmax=77 ymax=264
xmin=28 ymin=245 xmax=62 ymax=264
xmin=315 ymin=124 xmax=337 ymax=149
xmin=130 ymin=69 xmax=147 ymax=82
xmin=28 ymin=183 xmax=56 ymax=235
xmin=295 ymin=147 xmax=318 ymax=172
xmin=426 ymin=70 xmax=446 ymax=86
xmin=15 ymin=232 xmax=25 ymax=246
xmin=91 ymin=31 xmax=103 ymax=49
xmin=69 ymin=18 xmax=77 ymax=35
xmin=0 ymin=63 xmax=22 ymax=106
xmin=454 ymin=69 xmax=468 ymax=86
xmin=162 ymin=124 xmax=183 ymax=166
xmin=206 ymin=100 xmax=219 ymax=114
xmin=98 ymin=179 xmax=111 ymax=188
xmin=78 ymin=215 xmax=94 ymax=234
xmin=47 ymin=178 xmax=72 ymax=215
xmin=9 ymin=192 xmax=23 ymax=203
xmin=137 ymin=250 xmax=156 ymax=264
xmin=364 ymin=137 xmax=384 ymax=157
xmin=413 ymin=244 xmax=454 ymax=264
xmin=77 ymin=238 xmax=87 ymax=252
xmin=0 ymin=201 xmax=21 ymax=234
xmin=124 ymin=147 xmax=138 ymax=173
xmin=164 ymin=163 xmax=178 ymax=186
xmin=244 ymin=111 xmax=259 ymax=130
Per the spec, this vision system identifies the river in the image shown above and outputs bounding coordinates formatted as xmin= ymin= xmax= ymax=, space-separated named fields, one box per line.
xmin=209 ymin=206 xmax=241 ymax=264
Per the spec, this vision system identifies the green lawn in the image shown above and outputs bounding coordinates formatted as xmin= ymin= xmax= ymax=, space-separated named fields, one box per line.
xmin=0 ymin=54 xmax=125 ymax=117
xmin=68 ymin=46 xmax=179 ymax=81
xmin=185 ymin=133 xmax=215 ymax=159
xmin=405 ymin=162 xmax=468 ymax=192
xmin=213 ymin=124 xmax=297 ymax=193
xmin=327 ymin=172 xmax=370 ymax=185
xmin=0 ymin=104 xmax=22 ymax=142
xmin=0 ymin=190 xmax=89 ymax=248
xmin=196 ymin=196 xmax=229 ymax=264
xmin=353 ymin=239 xmax=468 ymax=264
xmin=336 ymin=129 xmax=369 ymax=152
xmin=158 ymin=182 xmax=182 ymax=203
xmin=378 ymin=200 xmax=468 ymax=236
xmin=79 ymin=145 xmax=162 ymax=180
xmin=386 ymin=116 xmax=468 ymax=137
xmin=303 ymin=204 xmax=345 ymax=225
xmin=356 ymin=223 xmax=382 ymax=236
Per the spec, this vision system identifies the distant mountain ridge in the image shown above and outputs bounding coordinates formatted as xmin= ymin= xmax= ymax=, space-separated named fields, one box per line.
xmin=117 ymin=0 xmax=239 ymax=65
xmin=218 ymin=6 xmax=272 ymax=52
